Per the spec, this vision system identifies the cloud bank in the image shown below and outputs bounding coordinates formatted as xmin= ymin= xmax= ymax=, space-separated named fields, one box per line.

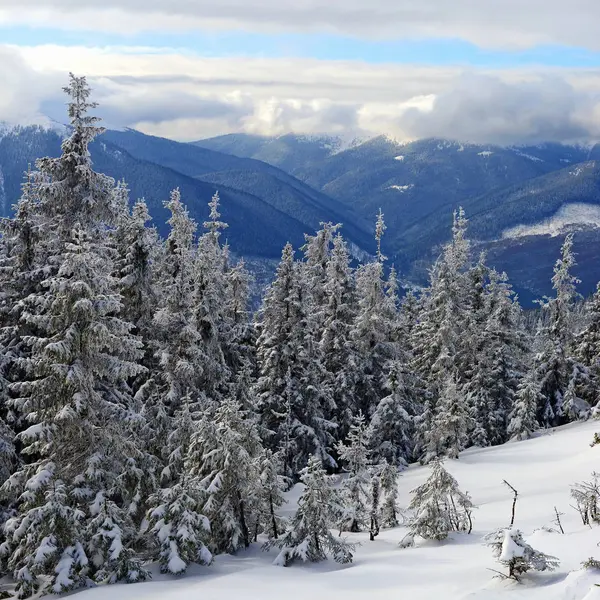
xmin=3 ymin=44 xmax=600 ymax=145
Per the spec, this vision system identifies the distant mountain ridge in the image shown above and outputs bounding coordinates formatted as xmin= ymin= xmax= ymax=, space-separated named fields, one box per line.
xmin=0 ymin=125 xmax=374 ymax=260
xmin=197 ymin=132 xmax=600 ymax=301
xmin=4 ymin=123 xmax=600 ymax=303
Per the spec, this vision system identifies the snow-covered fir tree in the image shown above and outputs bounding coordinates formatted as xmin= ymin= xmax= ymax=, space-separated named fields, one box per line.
xmin=369 ymin=359 xmax=418 ymax=466
xmin=0 ymin=417 xmax=17 ymax=543
xmin=153 ymin=189 xmax=203 ymax=410
xmin=336 ymin=413 xmax=371 ymax=533
xmin=146 ymin=396 xmax=212 ymax=574
xmin=351 ymin=227 xmax=398 ymax=418
xmin=574 ymin=282 xmax=600 ymax=415
xmin=466 ymin=268 xmax=527 ymax=447
xmin=378 ymin=460 xmax=399 ymax=528
xmin=193 ymin=192 xmax=232 ymax=405
xmin=402 ymin=460 xmax=474 ymax=546
xmin=189 ymin=399 xmax=263 ymax=554
xmin=265 ymin=456 xmax=354 ymax=566
xmin=485 ymin=528 xmax=559 ymax=580
xmin=0 ymin=75 xmax=145 ymax=597
xmin=255 ymin=449 xmax=287 ymax=540
xmin=255 ymin=243 xmax=335 ymax=478
xmin=534 ymin=234 xmax=587 ymax=425
xmin=429 ymin=374 xmax=473 ymax=460
xmin=86 ymin=493 xmax=149 ymax=584
xmin=113 ymin=194 xmax=159 ymax=371
xmin=320 ymin=233 xmax=359 ymax=443
xmin=507 ymin=370 xmax=542 ymax=441
xmin=411 ymin=208 xmax=472 ymax=462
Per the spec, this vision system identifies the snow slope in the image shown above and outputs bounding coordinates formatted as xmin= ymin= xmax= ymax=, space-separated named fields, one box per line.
xmin=69 ymin=421 xmax=600 ymax=600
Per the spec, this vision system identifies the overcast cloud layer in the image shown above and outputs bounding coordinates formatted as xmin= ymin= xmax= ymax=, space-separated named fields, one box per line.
xmin=3 ymin=0 xmax=600 ymax=50
xmin=2 ymin=1 xmax=600 ymax=144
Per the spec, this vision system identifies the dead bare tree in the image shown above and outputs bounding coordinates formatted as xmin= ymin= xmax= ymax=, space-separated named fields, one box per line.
xmin=503 ymin=480 xmax=518 ymax=527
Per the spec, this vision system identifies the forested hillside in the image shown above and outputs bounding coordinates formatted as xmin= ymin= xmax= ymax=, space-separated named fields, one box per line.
xmin=2 ymin=75 xmax=600 ymax=600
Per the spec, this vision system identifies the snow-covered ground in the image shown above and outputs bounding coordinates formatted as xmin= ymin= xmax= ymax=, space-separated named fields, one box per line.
xmin=502 ymin=203 xmax=600 ymax=239
xmin=70 ymin=420 xmax=600 ymax=600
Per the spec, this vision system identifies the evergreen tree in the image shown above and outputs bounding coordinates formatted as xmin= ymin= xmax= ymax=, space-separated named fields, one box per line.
xmin=535 ymin=234 xmax=587 ymax=425
xmin=0 ymin=75 xmax=145 ymax=597
xmin=378 ymin=461 xmax=399 ymax=528
xmin=113 ymin=195 xmax=158 ymax=371
xmin=507 ymin=370 xmax=542 ymax=441
xmin=574 ymin=282 xmax=600 ymax=415
xmin=412 ymin=209 xmax=472 ymax=462
xmin=255 ymin=449 xmax=287 ymax=540
xmin=336 ymin=413 xmax=371 ymax=533
xmin=256 ymin=244 xmax=335 ymax=478
xmin=486 ymin=528 xmax=559 ymax=580
xmin=189 ymin=399 xmax=263 ymax=554
xmin=265 ymin=456 xmax=354 ymax=566
xmin=427 ymin=375 xmax=472 ymax=461
xmin=369 ymin=359 xmax=417 ymax=466
xmin=352 ymin=262 xmax=395 ymax=418
xmin=153 ymin=189 xmax=202 ymax=410
xmin=466 ymin=269 xmax=527 ymax=447
xmin=320 ymin=233 xmax=359 ymax=443
xmin=402 ymin=461 xmax=474 ymax=546
xmin=86 ymin=493 xmax=149 ymax=584
xmin=194 ymin=192 xmax=231 ymax=405
xmin=146 ymin=397 xmax=212 ymax=574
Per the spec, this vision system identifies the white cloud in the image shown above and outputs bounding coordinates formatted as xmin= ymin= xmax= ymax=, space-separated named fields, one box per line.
xmin=3 ymin=43 xmax=600 ymax=145
xmin=2 ymin=0 xmax=600 ymax=49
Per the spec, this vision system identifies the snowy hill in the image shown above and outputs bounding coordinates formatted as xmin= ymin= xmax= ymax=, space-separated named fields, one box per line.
xmin=65 ymin=420 xmax=600 ymax=600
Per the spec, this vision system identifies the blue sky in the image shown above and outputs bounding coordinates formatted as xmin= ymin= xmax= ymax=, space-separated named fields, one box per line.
xmin=1 ymin=1 xmax=600 ymax=143
xmin=3 ymin=25 xmax=600 ymax=68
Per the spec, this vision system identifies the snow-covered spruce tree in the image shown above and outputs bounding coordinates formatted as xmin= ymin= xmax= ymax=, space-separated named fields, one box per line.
xmin=411 ymin=209 xmax=472 ymax=462
xmin=369 ymin=358 xmax=418 ymax=467
xmin=264 ymin=456 xmax=354 ymax=566
xmin=535 ymin=234 xmax=587 ymax=425
xmin=0 ymin=417 xmax=17 ymax=550
xmin=86 ymin=493 xmax=148 ymax=585
xmin=189 ymin=399 xmax=263 ymax=554
xmin=222 ymin=256 xmax=255 ymax=380
xmin=153 ymin=189 xmax=204 ymax=411
xmin=193 ymin=192 xmax=232 ymax=405
xmin=351 ymin=214 xmax=398 ymax=419
xmin=466 ymin=268 xmax=527 ymax=447
xmin=255 ymin=449 xmax=288 ymax=541
xmin=485 ymin=528 xmax=559 ymax=580
xmin=255 ymin=243 xmax=335 ymax=479
xmin=336 ymin=413 xmax=371 ymax=533
xmin=378 ymin=460 xmax=399 ymax=528
xmin=402 ymin=460 xmax=474 ymax=546
xmin=0 ymin=166 xmax=45 ymax=390
xmin=146 ymin=396 xmax=212 ymax=574
xmin=320 ymin=233 xmax=359 ymax=444
xmin=0 ymin=75 xmax=146 ymax=597
xmin=113 ymin=193 xmax=159 ymax=371
xmin=428 ymin=374 xmax=473 ymax=460
xmin=301 ymin=222 xmax=340 ymax=328
xmin=507 ymin=369 xmax=542 ymax=441
xmin=574 ymin=282 xmax=600 ymax=415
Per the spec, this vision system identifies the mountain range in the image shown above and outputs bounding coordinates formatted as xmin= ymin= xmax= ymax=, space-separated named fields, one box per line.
xmin=2 ymin=124 xmax=600 ymax=304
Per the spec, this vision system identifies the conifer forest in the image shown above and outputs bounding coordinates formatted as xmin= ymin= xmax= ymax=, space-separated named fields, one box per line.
xmin=2 ymin=75 xmax=600 ymax=599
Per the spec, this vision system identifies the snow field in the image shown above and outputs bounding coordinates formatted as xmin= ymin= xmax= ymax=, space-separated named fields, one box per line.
xmin=69 ymin=420 xmax=600 ymax=600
